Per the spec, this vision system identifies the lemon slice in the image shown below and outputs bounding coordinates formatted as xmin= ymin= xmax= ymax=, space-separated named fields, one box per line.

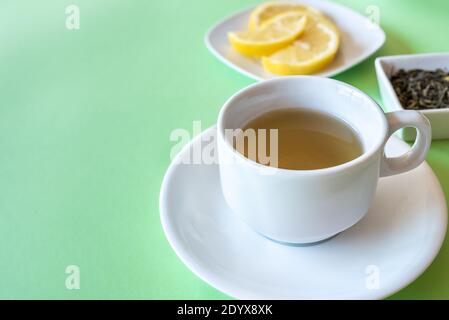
xmin=262 ymin=13 xmax=340 ymax=75
xmin=228 ymin=12 xmax=308 ymax=57
xmin=249 ymin=1 xmax=322 ymax=30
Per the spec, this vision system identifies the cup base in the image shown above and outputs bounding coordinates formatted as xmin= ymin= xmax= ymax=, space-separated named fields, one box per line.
xmin=260 ymin=232 xmax=342 ymax=247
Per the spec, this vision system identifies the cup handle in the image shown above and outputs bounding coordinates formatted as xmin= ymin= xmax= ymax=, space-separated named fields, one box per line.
xmin=380 ymin=110 xmax=431 ymax=177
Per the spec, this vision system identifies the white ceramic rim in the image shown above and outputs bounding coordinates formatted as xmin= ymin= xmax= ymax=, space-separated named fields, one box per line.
xmin=217 ymin=76 xmax=388 ymax=176
xmin=204 ymin=3 xmax=266 ymax=81
xmin=375 ymin=52 xmax=449 ymax=115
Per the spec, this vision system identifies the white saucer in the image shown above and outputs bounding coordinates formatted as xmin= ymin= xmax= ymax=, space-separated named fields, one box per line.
xmin=205 ymin=0 xmax=386 ymax=80
xmin=160 ymin=127 xmax=447 ymax=299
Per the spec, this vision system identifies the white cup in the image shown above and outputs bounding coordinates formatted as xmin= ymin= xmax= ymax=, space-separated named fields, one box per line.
xmin=217 ymin=76 xmax=431 ymax=244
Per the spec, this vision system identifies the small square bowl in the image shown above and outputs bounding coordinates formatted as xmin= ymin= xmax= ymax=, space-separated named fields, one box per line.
xmin=375 ymin=53 xmax=449 ymax=141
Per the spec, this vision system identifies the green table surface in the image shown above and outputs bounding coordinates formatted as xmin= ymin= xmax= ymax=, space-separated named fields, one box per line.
xmin=1 ymin=0 xmax=449 ymax=299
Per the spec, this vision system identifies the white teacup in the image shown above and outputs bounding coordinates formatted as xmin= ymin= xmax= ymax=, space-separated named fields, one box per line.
xmin=217 ymin=76 xmax=431 ymax=244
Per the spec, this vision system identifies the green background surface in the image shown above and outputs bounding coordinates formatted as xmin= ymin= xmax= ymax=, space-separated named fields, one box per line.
xmin=0 ymin=0 xmax=448 ymax=299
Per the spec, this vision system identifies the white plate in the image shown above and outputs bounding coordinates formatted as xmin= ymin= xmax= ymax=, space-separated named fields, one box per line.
xmin=375 ymin=53 xmax=449 ymax=140
xmin=205 ymin=0 xmax=386 ymax=80
xmin=160 ymin=127 xmax=447 ymax=300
